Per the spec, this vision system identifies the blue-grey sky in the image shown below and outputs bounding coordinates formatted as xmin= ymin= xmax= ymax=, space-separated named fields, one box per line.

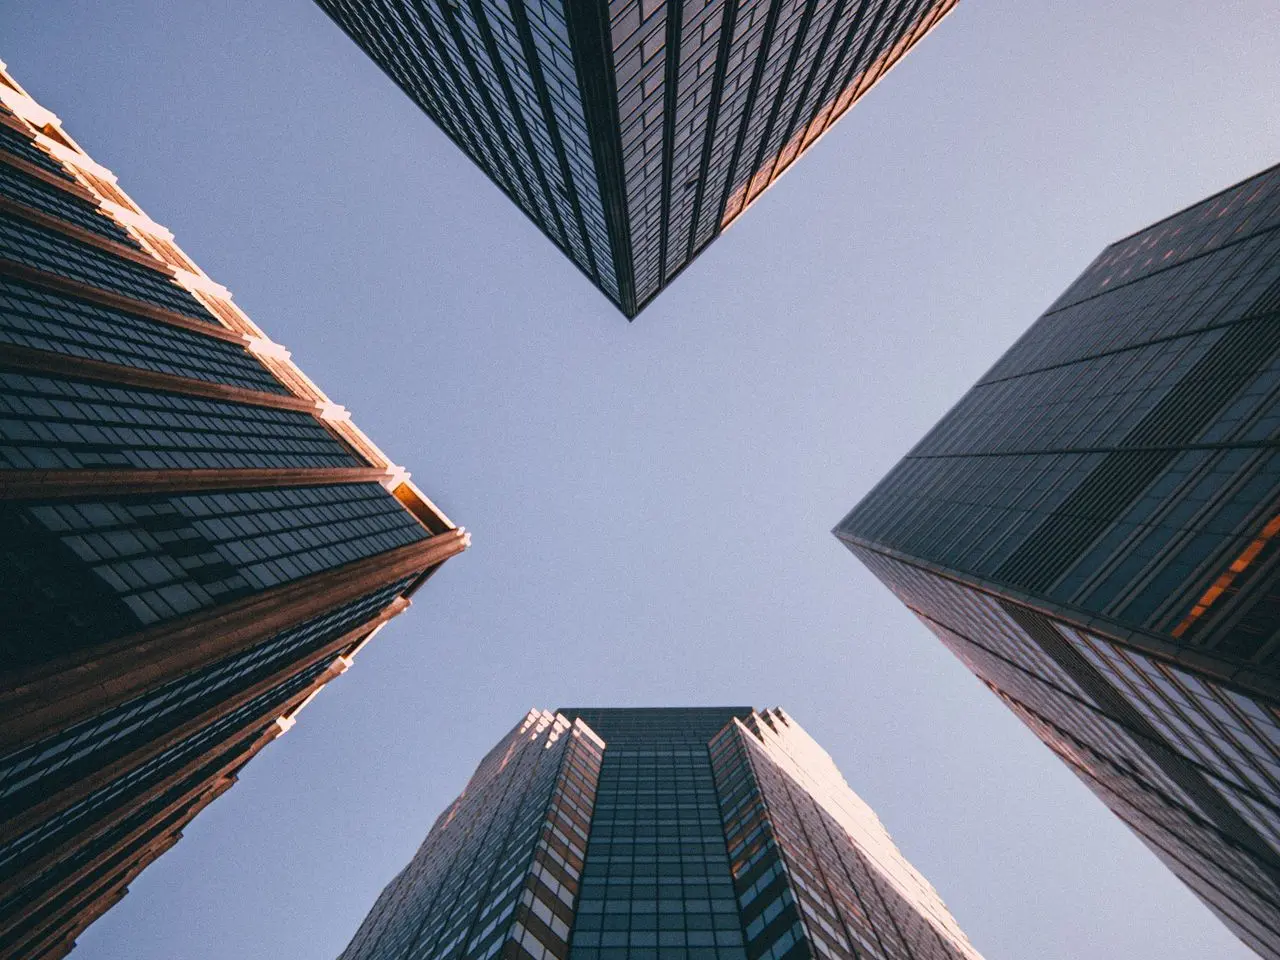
xmin=6 ymin=1 xmax=1279 ymax=957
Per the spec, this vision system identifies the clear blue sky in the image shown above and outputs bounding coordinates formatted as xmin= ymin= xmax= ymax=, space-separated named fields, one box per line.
xmin=5 ymin=1 xmax=1279 ymax=957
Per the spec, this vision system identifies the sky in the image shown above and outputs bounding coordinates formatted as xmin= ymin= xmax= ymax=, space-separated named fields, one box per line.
xmin=4 ymin=1 xmax=1280 ymax=958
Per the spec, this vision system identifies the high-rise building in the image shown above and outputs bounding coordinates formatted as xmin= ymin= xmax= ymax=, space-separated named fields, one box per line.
xmin=0 ymin=62 xmax=468 ymax=959
xmin=340 ymin=706 xmax=984 ymax=960
xmin=835 ymin=164 xmax=1280 ymax=957
xmin=313 ymin=0 xmax=957 ymax=317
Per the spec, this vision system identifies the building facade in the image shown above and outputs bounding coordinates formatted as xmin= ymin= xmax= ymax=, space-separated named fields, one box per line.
xmin=340 ymin=706 xmax=984 ymax=960
xmin=0 ymin=63 xmax=468 ymax=959
xmin=835 ymin=164 xmax=1280 ymax=956
xmin=313 ymin=0 xmax=957 ymax=317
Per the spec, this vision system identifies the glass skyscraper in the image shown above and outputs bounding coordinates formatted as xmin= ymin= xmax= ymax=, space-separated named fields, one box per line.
xmin=313 ymin=0 xmax=957 ymax=317
xmin=835 ymin=164 xmax=1280 ymax=957
xmin=0 ymin=62 xmax=467 ymax=959
xmin=340 ymin=706 xmax=984 ymax=960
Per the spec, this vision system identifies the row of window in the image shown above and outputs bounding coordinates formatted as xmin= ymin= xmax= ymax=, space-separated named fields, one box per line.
xmin=860 ymin=550 xmax=1280 ymax=929
xmin=863 ymin=552 xmax=1222 ymax=824
xmin=468 ymin=0 xmax=605 ymax=280
xmin=0 ymin=578 xmax=411 ymax=813
xmin=733 ymin=714 xmax=983 ymax=959
xmin=572 ymin=929 xmax=744 ymax=948
xmin=572 ymin=733 xmax=747 ymax=959
xmin=842 ymin=317 xmax=1279 ymax=641
xmin=990 ymin=228 xmax=1280 ymax=384
xmin=741 ymin=0 xmax=920 ymax=211
xmin=839 ymin=449 xmax=1104 ymax=583
xmin=23 ymin=483 xmax=427 ymax=628
xmin=1066 ymin=625 xmax=1280 ymax=849
xmin=0 ymin=369 xmax=359 ymax=471
xmin=921 ymin=328 xmax=1221 ymax=458
xmin=708 ymin=730 xmax=816 ymax=959
xmin=339 ymin=713 xmax=593 ymax=960
xmin=0 ymin=214 xmax=213 ymax=322
xmin=0 ymin=158 xmax=137 ymax=246
xmin=0 ymin=722 xmax=259 ymax=940
xmin=1 ymin=656 xmax=329 ymax=875
xmin=0 ymin=122 xmax=75 ymax=181
xmin=611 ymin=0 xmax=670 ymax=299
xmin=323 ymin=0 xmax=615 ymax=296
xmin=1056 ymin=164 xmax=1280 ymax=312
xmin=569 ymin=948 xmax=741 ymax=959
xmin=1011 ymin=696 xmax=1280 ymax=951
xmin=522 ymin=0 xmax=619 ymax=297
xmin=0 ymin=276 xmax=289 ymax=393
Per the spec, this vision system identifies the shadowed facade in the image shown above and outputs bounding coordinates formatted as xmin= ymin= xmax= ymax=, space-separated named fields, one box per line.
xmin=837 ymin=164 xmax=1280 ymax=957
xmin=0 ymin=62 xmax=467 ymax=959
